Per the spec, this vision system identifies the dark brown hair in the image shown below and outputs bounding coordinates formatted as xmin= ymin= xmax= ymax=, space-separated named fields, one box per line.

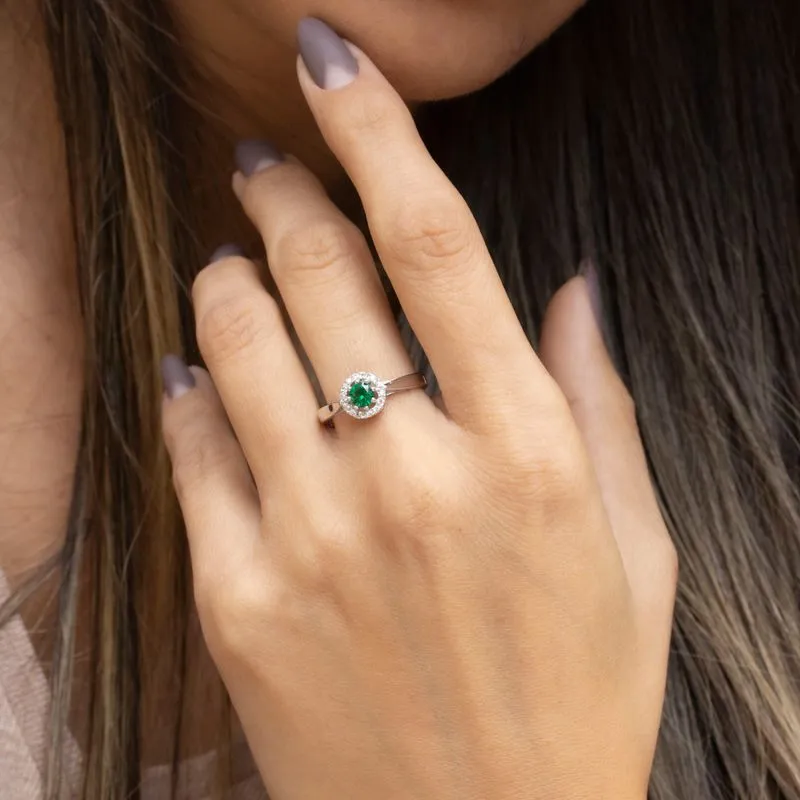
xmin=4 ymin=0 xmax=800 ymax=796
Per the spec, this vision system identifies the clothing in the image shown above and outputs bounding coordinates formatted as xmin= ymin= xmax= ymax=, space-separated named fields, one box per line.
xmin=0 ymin=571 xmax=266 ymax=799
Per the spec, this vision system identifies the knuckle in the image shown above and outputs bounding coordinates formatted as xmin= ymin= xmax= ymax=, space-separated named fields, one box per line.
xmin=269 ymin=498 xmax=361 ymax=595
xmin=534 ymin=448 xmax=587 ymax=502
xmin=379 ymin=461 xmax=461 ymax=534
xmin=498 ymin=427 xmax=588 ymax=504
xmin=196 ymin=293 xmax=277 ymax=362
xmin=196 ymin=570 xmax=271 ymax=657
xmin=381 ymin=195 xmax=476 ymax=273
xmin=345 ymin=89 xmax=398 ymax=136
xmin=171 ymin=427 xmax=233 ymax=502
xmin=273 ymin=218 xmax=361 ymax=283
xmin=302 ymin=523 xmax=360 ymax=590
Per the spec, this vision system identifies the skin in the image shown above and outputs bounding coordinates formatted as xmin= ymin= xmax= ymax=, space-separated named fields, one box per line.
xmin=0 ymin=0 xmax=675 ymax=790
xmin=0 ymin=0 xmax=586 ymax=599
xmin=174 ymin=0 xmax=584 ymax=101
xmin=169 ymin=0 xmax=586 ymax=225
xmin=162 ymin=21 xmax=677 ymax=800
xmin=0 ymin=1 xmax=82 ymax=584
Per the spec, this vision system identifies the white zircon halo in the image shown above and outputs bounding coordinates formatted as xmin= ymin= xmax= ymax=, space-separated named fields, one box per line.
xmin=339 ymin=372 xmax=387 ymax=420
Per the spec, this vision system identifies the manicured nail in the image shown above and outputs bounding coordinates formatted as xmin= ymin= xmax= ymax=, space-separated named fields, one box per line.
xmin=161 ymin=354 xmax=196 ymax=400
xmin=235 ymin=140 xmax=284 ymax=177
xmin=579 ymin=259 xmax=603 ymax=333
xmin=297 ymin=18 xmax=359 ymax=90
xmin=209 ymin=243 xmax=245 ymax=263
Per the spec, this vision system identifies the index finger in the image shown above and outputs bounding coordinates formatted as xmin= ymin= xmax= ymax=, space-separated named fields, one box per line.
xmin=295 ymin=18 xmax=553 ymax=422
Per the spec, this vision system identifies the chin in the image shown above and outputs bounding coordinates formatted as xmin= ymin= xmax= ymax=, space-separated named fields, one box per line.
xmin=308 ymin=5 xmax=560 ymax=102
xmin=372 ymin=46 xmax=530 ymax=103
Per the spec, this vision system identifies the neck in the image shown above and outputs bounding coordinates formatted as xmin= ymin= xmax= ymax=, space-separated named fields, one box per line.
xmin=169 ymin=2 xmax=362 ymax=257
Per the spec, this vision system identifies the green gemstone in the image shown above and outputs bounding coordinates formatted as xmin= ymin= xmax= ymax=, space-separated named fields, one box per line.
xmin=348 ymin=381 xmax=375 ymax=409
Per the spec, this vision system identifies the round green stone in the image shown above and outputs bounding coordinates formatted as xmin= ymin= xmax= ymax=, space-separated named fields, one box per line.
xmin=348 ymin=381 xmax=375 ymax=409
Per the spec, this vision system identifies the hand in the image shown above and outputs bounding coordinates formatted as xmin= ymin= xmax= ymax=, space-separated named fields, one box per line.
xmin=162 ymin=18 xmax=677 ymax=800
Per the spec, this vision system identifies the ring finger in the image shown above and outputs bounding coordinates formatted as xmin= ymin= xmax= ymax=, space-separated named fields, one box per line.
xmin=232 ymin=144 xmax=427 ymax=425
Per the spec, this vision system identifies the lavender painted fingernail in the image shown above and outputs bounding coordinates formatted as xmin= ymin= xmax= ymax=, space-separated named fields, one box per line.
xmin=235 ymin=140 xmax=284 ymax=177
xmin=209 ymin=243 xmax=245 ymax=263
xmin=297 ymin=18 xmax=359 ymax=90
xmin=161 ymin=354 xmax=196 ymax=400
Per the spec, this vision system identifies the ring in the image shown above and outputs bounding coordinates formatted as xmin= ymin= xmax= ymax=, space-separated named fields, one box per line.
xmin=318 ymin=371 xmax=427 ymax=424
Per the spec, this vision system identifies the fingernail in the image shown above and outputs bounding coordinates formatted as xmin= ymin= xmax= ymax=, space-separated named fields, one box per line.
xmin=161 ymin=354 xmax=196 ymax=400
xmin=235 ymin=140 xmax=284 ymax=177
xmin=209 ymin=243 xmax=245 ymax=263
xmin=579 ymin=259 xmax=603 ymax=332
xmin=297 ymin=17 xmax=359 ymax=90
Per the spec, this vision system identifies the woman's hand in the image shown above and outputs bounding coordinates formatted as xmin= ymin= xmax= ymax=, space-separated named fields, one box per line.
xmin=162 ymin=18 xmax=677 ymax=800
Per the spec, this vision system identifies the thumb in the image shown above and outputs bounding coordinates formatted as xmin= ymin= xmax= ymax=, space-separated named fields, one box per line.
xmin=539 ymin=264 xmax=677 ymax=620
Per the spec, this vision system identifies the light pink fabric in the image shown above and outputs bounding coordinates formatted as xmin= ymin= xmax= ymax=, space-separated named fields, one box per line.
xmin=0 ymin=571 xmax=266 ymax=798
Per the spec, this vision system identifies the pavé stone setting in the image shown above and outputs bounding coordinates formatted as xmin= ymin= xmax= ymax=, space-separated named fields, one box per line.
xmin=339 ymin=372 xmax=387 ymax=420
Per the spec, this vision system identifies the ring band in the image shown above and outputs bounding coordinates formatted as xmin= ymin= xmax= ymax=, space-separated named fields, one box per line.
xmin=318 ymin=371 xmax=427 ymax=424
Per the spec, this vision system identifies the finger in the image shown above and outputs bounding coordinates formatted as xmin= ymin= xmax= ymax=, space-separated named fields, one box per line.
xmin=539 ymin=267 xmax=678 ymax=619
xmin=231 ymin=145 xmax=419 ymax=413
xmin=294 ymin=19 xmax=552 ymax=423
xmin=161 ymin=358 xmax=261 ymax=583
xmin=193 ymin=250 xmax=326 ymax=484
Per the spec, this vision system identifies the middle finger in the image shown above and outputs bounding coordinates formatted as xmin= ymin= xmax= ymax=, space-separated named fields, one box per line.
xmin=294 ymin=18 xmax=557 ymax=426
xmin=232 ymin=146 xmax=425 ymax=422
